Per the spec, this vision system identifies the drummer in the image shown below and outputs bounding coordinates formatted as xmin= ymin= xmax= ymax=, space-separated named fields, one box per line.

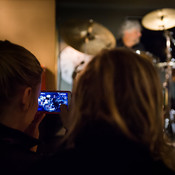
xmin=116 ymin=19 xmax=145 ymax=52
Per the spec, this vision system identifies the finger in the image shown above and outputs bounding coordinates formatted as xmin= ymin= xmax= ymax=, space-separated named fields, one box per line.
xmin=60 ymin=104 xmax=68 ymax=111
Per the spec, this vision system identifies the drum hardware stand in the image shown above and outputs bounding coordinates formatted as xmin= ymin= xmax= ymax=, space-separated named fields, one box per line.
xmin=141 ymin=8 xmax=175 ymax=141
xmin=163 ymin=30 xmax=175 ymax=140
xmin=163 ymin=30 xmax=172 ymax=115
xmin=72 ymin=61 xmax=85 ymax=79
xmin=72 ymin=19 xmax=93 ymax=80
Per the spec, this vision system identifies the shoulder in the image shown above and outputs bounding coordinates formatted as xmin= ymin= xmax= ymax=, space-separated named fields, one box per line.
xmin=132 ymin=42 xmax=145 ymax=51
xmin=30 ymin=120 xmax=175 ymax=175
xmin=152 ymin=159 xmax=175 ymax=174
xmin=116 ymin=38 xmax=125 ymax=47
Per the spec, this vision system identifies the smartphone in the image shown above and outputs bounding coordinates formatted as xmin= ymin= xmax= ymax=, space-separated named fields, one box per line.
xmin=37 ymin=91 xmax=71 ymax=113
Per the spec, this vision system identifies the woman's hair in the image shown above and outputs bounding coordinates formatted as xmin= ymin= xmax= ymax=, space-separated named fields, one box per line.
xmin=66 ymin=48 xmax=165 ymax=156
xmin=0 ymin=40 xmax=43 ymax=113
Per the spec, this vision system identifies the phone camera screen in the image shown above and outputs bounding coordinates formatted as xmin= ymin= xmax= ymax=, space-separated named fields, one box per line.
xmin=38 ymin=92 xmax=68 ymax=113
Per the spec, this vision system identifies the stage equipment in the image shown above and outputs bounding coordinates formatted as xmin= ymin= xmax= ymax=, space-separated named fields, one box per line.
xmin=59 ymin=46 xmax=92 ymax=85
xmin=142 ymin=8 xmax=175 ymax=140
xmin=60 ymin=19 xmax=116 ymax=55
xmin=142 ymin=8 xmax=175 ymax=31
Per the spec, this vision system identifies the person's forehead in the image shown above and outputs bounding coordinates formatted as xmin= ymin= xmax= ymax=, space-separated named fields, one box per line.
xmin=125 ymin=27 xmax=141 ymax=33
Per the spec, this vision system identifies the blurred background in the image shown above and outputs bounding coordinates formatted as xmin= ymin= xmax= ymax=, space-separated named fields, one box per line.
xmin=56 ymin=0 xmax=175 ymax=90
xmin=1 ymin=0 xmax=175 ymax=90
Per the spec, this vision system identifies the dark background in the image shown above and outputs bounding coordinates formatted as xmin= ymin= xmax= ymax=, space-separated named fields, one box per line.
xmin=56 ymin=0 xmax=175 ymax=62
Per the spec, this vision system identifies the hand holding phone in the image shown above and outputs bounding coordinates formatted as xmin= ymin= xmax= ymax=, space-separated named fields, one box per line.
xmin=37 ymin=91 xmax=71 ymax=113
xmin=60 ymin=104 xmax=70 ymax=129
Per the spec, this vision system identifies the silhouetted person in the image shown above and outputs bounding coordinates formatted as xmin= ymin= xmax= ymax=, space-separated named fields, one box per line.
xmin=0 ymin=40 xmax=45 ymax=174
xmin=35 ymin=48 xmax=175 ymax=174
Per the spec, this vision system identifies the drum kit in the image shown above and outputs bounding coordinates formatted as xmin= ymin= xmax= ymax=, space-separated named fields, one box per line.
xmin=59 ymin=19 xmax=116 ymax=86
xmin=142 ymin=9 xmax=175 ymax=108
xmin=142 ymin=8 xmax=175 ymax=140
xmin=59 ymin=8 xmax=175 ymax=138
xmin=60 ymin=19 xmax=116 ymax=56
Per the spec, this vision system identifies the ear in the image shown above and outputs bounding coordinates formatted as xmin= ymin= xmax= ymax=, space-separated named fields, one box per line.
xmin=22 ymin=87 xmax=32 ymax=111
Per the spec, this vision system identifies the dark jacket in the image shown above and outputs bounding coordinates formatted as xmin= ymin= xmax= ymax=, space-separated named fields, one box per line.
xmin=34 ymin=120 xmax=175 ymax=174
xmin=116 ymin=38 xmax=145 ymax=51
xmin=0 ymin=123 xmax=42 ymax=175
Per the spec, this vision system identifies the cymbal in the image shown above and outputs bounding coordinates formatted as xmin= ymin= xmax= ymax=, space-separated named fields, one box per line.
xmin=142 ymin=8 xmax=175 ymax=31
xmin=60 ymin=19 xmax=116 ymax=55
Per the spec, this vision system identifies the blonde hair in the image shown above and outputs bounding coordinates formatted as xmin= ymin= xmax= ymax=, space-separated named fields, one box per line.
xmin=64 ymin=48 xmax=167 ymax=157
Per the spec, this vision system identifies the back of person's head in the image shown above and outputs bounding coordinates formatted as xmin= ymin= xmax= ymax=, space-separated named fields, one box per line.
xmin=0 ymin=40 xmax=43 ymax=116
xmin=118 ymin=19 xmax=142 ymax=37
xmin=68 ymin=48 xmax=164 ymax=154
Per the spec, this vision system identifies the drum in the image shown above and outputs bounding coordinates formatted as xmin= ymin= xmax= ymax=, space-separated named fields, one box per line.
xmin=156 ymin=61 xmax=175 ymax=109
xmin=135 ymin=50 xmax=160 ymax=64
xmin=59 ymin=46 xmax=92 ymax=85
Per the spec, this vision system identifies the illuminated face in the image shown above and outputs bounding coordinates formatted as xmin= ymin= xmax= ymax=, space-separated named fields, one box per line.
xmin=125 ymin=28 xmax=142 ymax=45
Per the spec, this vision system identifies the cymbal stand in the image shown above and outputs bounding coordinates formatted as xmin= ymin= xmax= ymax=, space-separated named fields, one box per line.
xmin=163 ymin=30 xmax=175 ymax=140
xmin=163 ymin=30 xmax=172 ymax=117
xmin=72 ymin=19 xmax=93 ymax=80
xmin=169 ymin=31 xmax=175 ymax=47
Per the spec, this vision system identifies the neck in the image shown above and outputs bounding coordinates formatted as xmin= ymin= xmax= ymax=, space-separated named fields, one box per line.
xmin=0 ymin=107 xmax=27 ymax=132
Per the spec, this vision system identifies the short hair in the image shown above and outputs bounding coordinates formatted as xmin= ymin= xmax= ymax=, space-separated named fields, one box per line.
xmin=118 ymin=19 xmax=142 ymax=37
xmin=0 ymin=40 xmax=43 ymax=113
